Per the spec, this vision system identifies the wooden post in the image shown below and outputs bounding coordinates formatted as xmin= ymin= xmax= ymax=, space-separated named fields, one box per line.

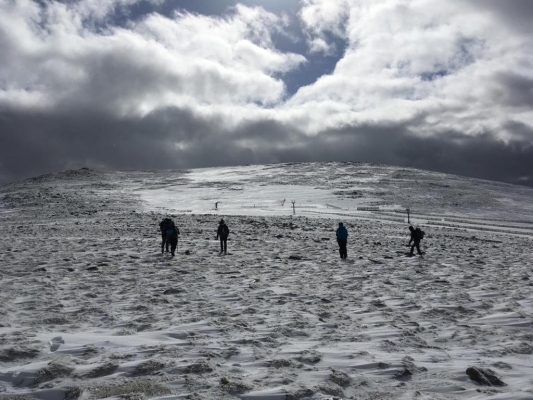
xmin=292 ymin=200 xmax=296 ymax=215
xmin=406 ymin=208 xmax=410 ymax=224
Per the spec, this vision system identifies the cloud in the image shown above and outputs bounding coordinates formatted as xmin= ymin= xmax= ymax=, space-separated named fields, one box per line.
xmin=1 ymin=0 xmax=533 ymax=188
xmin=461 ymin=0 xmax=533 ymax=34
xmin=290 ymin=0 xmax=533 ymax=145
xmin=0 ymin=0 xmax=305 ymax=115
xmin=2 ymin=104 xmax=533 ymax=187
xmin=299 ymin=0 xmax=349 ymax=54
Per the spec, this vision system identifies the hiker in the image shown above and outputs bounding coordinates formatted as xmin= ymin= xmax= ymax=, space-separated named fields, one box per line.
xmin=159 ymin=218 xmax=180 ymax=257
xmin=216 ymin=219 xmax=230 ymax=255
xmin=159 ymin=218 xmax=172 ymax=253
xmin=336 ymin=222 xmax=348 ymax=259
xmin=408 ymin=226 xmax=423 ymax=257
xmin=166 ymin=221 xmax=180 ymax=257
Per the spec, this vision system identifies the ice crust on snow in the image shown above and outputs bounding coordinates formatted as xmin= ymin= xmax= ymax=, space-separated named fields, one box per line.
xmin=0 ymin=162 xmax=533 ymax=399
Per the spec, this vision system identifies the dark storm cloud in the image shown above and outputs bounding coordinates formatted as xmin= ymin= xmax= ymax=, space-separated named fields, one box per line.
xmin=0 ymin=106 xmax=215 ymax=184
xmin=2 ymin=105 xmax=532 ymax=188
xmin=494 ymin=72 xmax=533 ymax=109
xmin=1 ymin=1 xmax=533 ymax=188
xmin=463 ymin=0 xmax=533 ymax=33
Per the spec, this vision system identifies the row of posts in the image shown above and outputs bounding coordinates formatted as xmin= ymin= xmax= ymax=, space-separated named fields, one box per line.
xmin=215 ymin=200 xmax=411 ymax=221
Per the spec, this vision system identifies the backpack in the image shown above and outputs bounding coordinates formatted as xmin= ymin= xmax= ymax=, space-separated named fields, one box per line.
xmin=415 ymin=227 xmax=425 ymax=240
xmin=166 ymin=223 xmax=180 ymax=237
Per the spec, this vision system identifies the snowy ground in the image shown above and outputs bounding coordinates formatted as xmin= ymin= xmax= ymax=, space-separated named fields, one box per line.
xmin=1 ymin=163 xmax=533 ymax=399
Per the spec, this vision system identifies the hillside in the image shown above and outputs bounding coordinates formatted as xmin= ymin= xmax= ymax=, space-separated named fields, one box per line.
xmin=0 ymin=163 xmax=532 ymax=399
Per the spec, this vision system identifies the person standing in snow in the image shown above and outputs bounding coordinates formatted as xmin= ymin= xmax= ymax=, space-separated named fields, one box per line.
xmin=159 ymin=218 xmax=172 ymax=253
xmin=159 ymin=218 xmax=180 ymax=257
xmin=166 ymin=221 xmax=180 ymax=258
xmin=336 ymin=222 xmax=348 ymax=259
xmin=216 ymin=219 xmax=230 ymax=255
xmin=408 ymin=226 xmax=423 ymax=258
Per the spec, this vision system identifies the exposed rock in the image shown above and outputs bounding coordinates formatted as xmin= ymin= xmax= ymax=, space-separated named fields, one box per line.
xmin=162 ymin=288 xmax=183 ymax=295
xmin=86 ymin=361 xmax=119 ymax=378
xmin=220 ymin=378 xmax=253 ymax=394
xmin=89 ymin=379 xmax=171 ymax=398
xmin=43 ymin=316 xmax=69 ymax=325
xmin=393 ymin=356 xmax=427 ymax=379
xmin=34 ymin=360 xmax=75 ymax=384
xmin=133 ymin=360 xmax=165 ymax=376
xmin=466 ymin=366 xmax=506 ymax=386
xmin=316 ymin=383 xmax=344 ymax=398
xmin=298 ymin=350 xmax=322 ymax=364
xmin=0 ymin=346 xmax=40 ymax=362
xmin=184 ymin=360 xmax=214 ymax=374
xmin=285 ymin=387 xmax=315 ymax=400
xmin=329 ymin=369 xmax=351 ymax=387
xmin=64 ymin=386 xmax=84 ymax=400
xmin=268 ymin=358 xmax=293 ymax=368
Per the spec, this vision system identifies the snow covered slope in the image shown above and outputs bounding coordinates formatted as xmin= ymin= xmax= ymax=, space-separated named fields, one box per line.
xmin=0 ymin=162 xmax=532 ymax=399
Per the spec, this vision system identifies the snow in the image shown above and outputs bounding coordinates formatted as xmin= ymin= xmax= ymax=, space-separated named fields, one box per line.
xmin=0 ymin=162 xmax=533 ymax=399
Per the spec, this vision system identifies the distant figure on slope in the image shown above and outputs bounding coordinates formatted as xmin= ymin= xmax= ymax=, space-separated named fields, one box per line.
xmin=159 ymin=218 xmax=180 ymax=257
xmin=336 ymin=222 xmax=348 ymax=259
xmin=216 ymin=219 xmax=230 ymax=255
xmin=408 ymin=226 xmax=424 ymax=258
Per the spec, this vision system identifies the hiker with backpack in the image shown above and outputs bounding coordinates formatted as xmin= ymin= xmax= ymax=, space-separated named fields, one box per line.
xmin=159 ymin=218 xmax=180 ymax=257
xmin=336 ymin=222 xmax=348 ymax=259
xmin=408 ymin=226 xmax=424 ymax=258
xmin=216 ymin=219 xmax=230 ymax=255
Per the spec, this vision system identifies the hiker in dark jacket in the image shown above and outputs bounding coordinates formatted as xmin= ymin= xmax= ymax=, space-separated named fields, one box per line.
xmin=166 ymin=223 xmax=180 ymax=257
xmin=336 ymin=222 xmax=348 ymax=259
xmin=159 ymin=218 xmax=180 ymax=256
xmin=216 ymin=219 xmax=230 ymax=255
xmin=408 ymin=226 xmax=423 ymax=257
xmin=159 ymin=218 xmax=171 ymax=253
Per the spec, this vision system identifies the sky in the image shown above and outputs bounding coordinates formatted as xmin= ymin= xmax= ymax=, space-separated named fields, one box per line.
xmin=1 ymin=0 xmax=533 ymax=187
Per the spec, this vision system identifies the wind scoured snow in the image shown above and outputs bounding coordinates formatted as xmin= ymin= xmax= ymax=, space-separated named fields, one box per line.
xmin=0 ymin=162 xmax=532 ymax=399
